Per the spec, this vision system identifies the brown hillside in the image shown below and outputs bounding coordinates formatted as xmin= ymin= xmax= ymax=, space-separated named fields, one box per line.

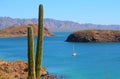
xmin=66 ymin=30 xmax=120 ymax=42
xmin=0 ymin=24 xmax=55 ymax=37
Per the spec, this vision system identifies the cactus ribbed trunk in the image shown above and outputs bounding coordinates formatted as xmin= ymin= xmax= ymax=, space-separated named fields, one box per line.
xmin=35 ymin=4 xmax=44 ymax=79
xmin=28 ymin=26 xmax=36 ymax=79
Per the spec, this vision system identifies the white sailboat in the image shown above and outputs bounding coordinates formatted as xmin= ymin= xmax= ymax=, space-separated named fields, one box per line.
xmin=72 ymin=45 xmax=77 ymax=56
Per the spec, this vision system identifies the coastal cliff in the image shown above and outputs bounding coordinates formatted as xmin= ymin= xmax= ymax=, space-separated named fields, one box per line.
xmin=66 ymin=30 xmax=120 ymax=42
xmin=0 ymin=24 xmax=55 ymax=37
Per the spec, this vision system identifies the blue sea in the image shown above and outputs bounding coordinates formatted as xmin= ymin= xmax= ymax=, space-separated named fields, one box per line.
xmin=0 ymin=32 xmax=120 ymax=79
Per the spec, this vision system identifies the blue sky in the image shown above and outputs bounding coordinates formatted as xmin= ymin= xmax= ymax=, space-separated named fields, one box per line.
xmin=0 ymin=0 xmax=120 ymax=24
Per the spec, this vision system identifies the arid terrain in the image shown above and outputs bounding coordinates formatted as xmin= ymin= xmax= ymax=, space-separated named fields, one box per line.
xmin=0 ymin=24 xmax=55 ymax=37
xmin=0 ymin=60 xmax=56 ymax=79
xmin=66 ymin=30 xmax=120 ymax=42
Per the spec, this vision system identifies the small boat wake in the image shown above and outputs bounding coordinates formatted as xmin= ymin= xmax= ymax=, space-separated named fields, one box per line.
xmin=71 ymin=44 xmax=79 ymax=57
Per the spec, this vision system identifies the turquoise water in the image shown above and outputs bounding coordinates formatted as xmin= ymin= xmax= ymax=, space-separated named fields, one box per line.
xmin=0 ymin=32 xmax=120 ymax=79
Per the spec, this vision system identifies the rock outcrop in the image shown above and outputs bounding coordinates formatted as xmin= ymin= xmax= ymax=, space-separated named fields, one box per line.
xmin=0 ymin=60 xmax=56 ymax=79
xmin=0 ymin=24 xmax=55 ymax=37
xmin=66 ymin=30 xmax=120 ymax=42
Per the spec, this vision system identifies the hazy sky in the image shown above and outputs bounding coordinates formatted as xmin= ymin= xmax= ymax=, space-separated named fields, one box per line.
xmin=0 ymin=0 xmax=120 ymax=24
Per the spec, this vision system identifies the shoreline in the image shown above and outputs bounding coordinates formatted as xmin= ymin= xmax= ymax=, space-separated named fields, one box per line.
xmin=0 ymin=35 xmax=55 ymax=38
xmin=0 ymin=60 xmax=57 ymax=79
xmin=0 ymin=35 xmax=54 ymax=38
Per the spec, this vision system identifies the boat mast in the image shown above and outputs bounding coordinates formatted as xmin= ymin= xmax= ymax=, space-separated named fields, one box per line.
xmin=73 ymin=44 xmax=75 ymax=52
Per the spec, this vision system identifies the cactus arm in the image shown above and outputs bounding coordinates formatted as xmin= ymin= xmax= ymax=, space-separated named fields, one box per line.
xmin=28 ymin=26 xmax=36 ymax=79
xmin=35 ymin=4 xmax=44 ymax=79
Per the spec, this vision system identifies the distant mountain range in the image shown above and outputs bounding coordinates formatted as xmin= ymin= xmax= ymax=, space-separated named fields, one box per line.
xmin=0 ymin=17 xmax=120 ymax=32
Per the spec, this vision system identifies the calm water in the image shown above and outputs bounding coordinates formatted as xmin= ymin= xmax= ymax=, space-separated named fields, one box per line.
xmin=0 ymin=32 xmax=120 ymax=79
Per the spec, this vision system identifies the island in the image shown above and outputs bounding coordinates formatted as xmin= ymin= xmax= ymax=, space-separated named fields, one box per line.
xmin=0 ymin=24 xmax=55 ymax=37
xmin=66 ymin=30 xmax=120 ymax=42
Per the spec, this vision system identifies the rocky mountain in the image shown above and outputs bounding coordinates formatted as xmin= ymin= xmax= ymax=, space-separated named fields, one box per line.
xmin=0 ymin=17 xmax=120 ymax=32
xmin=66 ymin=30 xmax=120 ymax=42
xmin=0 ymin=17 xmax=38 ymax=28
xmin=0 ymin=24 xmax=55 ymax=37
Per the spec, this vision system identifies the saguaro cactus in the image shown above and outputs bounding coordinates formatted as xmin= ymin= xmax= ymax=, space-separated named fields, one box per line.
xmin=35 ymin=4 xmax=44 ymax=79
xmin=28 ymin=26 xmax=36 ymax=79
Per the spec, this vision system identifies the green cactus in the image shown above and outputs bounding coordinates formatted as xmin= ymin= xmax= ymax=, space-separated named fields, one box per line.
xmin=27 ymin=26 xmax=36 ymax=79
xmin=35 ymin=4 xmax=44 ymax=79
